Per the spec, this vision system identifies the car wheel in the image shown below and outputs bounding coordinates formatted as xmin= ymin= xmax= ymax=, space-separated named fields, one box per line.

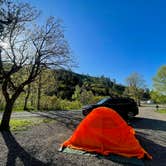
xmin=82 ymin=109 xmax=90 ymax=116
xmin=127 ymin=111 xmax=134 ymax=119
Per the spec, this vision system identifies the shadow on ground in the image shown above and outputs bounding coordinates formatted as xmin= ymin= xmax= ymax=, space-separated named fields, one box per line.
xmin=132 ymin=117 xmax=166 ymax=132
xmin=32 ymin=111 xmax=82 ymax=130
xmin=0 ymin=131 xmax=48 ymax=166
xmin=132 ymin=117 xmax=166 ymax=165
xmin=136 ymin=132 xmax=166 ymax=166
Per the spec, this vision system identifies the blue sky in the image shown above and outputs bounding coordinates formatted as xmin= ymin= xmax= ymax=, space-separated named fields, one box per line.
xmin=27 ymin=0 xmax=166 ymax=88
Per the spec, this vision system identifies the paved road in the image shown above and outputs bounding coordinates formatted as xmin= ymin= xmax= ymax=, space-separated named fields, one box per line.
xmin=131 ymin=106 xmax=166 ymax=166
xmin=0 ymin=105 xmax=165 ymax=121
xmin=0 ymin=111 xmax=41 ymax=119
xmin=0 ymin=110 xmax=82 ymax=120
xmin=138 ymin=105 xmax=166 ymax=121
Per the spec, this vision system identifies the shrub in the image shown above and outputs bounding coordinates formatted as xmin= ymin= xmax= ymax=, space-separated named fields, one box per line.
xmin=40 ymin=96 xmax=82 ymax=111
xmin=65 ymin=100 xmax=82 ymax=110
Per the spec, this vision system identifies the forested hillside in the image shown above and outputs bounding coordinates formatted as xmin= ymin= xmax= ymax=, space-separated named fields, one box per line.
xmin=0 ymin=68 xmax=127 ymax=111
xmin=54 ymin=69 xmax=125 ymax=99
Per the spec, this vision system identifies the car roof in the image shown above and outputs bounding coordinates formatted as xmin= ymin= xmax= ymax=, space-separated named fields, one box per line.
xmin=98 ymin=97 xmax=135 ymax=103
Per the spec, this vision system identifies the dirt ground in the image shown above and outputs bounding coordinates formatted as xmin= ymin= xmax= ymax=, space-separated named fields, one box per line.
xmin=0 ymin=105 xmax=166 ymax=166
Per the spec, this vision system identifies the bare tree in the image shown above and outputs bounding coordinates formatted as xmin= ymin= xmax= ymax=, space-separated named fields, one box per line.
xmin=124 ymin=72 xmax=145 ymax=105
xmin=0 ymin=1 xmax=73 ymax=131
xmin=0 ymin=0 xmax=13 ymax=31
xmin=0 ymin=0 xmax=13 ymax=81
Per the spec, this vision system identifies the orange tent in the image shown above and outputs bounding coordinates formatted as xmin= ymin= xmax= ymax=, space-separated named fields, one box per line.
xmin=61 ymin=107 xmax=152 ymax=159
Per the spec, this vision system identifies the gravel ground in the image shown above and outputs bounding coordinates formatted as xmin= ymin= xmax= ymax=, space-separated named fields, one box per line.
xmin=0 ymin=106 xmax=166 ymax=166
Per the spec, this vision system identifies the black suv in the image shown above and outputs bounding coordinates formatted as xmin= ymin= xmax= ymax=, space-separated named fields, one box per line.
xmin=82 ymin=97 xmax=139 ymax=121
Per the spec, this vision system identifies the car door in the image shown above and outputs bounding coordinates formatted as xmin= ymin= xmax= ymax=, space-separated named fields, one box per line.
xmin=105 ymin=99 xmax=120 ymax=112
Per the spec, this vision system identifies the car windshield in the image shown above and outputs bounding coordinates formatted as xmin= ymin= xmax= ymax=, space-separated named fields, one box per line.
xmin=96 ymin=98 xmax=109 ymax=105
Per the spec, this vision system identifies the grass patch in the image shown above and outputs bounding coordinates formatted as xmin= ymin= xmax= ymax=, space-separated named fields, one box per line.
xmin=155 ymin=109 xmax=166 ymax=113
xmin=0 ymin=118 xmax=54 ymax=131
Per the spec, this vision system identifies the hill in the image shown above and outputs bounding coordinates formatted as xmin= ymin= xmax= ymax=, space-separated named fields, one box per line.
xmin=53 ymin=69 xmax=126 ymax=100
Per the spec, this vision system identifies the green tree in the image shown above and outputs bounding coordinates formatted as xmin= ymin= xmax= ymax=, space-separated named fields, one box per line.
xmin=72 ymin=85 xmax=94 ymax=105
xmin=150 ymin=90 xmax=166 ymax=104
xmin=72 ymin=85 xmax=81 ymax=101
xmin=153 ymin=65 xmax=166 ymax=95
xmin=36 ymin=69 xmax=56 ymax=110
xmin=54 ymin=70 xmax=81 ymax=99
xmin=80 ymin=89 xmax=94 ymax=105
xmin=0 ymin=1 xmax=73 ymax=131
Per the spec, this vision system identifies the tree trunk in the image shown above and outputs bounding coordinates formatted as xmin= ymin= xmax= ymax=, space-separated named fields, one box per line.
xmin=37 ymin=73 xmax=42 ymax=111
xmin=24 ymin=84 xmax=31 ymax=111
xmin=0 ymin=84 xmax=23 ymax=131
xmin=0 ymin=100 xmax=14 ymax=131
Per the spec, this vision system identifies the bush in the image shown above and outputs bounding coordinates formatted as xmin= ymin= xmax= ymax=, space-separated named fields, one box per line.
xmin=150 ymin=91 xmax=166 ymax=104
xmin=80 ymin=90 xmax=94 ymax=105
xmin=65 ymin=100 xmax=82 ymax=110
xmin=40 ymin=96 xmax=82 ymax=111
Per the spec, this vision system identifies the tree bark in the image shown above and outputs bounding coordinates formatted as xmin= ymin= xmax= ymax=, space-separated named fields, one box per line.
xmin=37 ymin=73 xmax=42 ymax=111
xmin=24 ymin=84 xmax=31 ymax=111
xmin=0 ymin=100 xmax=14 ymax=131
xmin=0 ymin=84 xmax=23 ymax=131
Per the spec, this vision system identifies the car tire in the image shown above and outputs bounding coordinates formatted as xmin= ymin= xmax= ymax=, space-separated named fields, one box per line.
xmin=82 ymin=109 xmax=90 ymax=116
xmin=127 ymin=111 xmax=134 ymax=119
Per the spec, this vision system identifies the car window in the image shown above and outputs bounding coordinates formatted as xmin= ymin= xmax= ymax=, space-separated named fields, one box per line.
xmin=107 ymin=99 xmax=117 ymax=104
xmin=96 ymin=98 xmax=110 ymax=105
xmin=119 ymin=99 xmax=128 ymax=103
xmin=110 ymin=98 xmax=130 ymax=104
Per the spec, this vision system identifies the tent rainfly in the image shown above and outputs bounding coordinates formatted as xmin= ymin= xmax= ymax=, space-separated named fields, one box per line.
xmin=61 ymin=107 xmax=152 ymax=159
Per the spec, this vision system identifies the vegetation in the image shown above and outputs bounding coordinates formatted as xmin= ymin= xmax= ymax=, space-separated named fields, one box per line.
xmin=155 ymin=109 xmax=166 ymax=113
xmin=153 ymin=65 xmax=166 ymax=94
xmin=0 ymin=68 xmax=153 ymax=113
xmin=0 ymin=69 xmax=126 ymax=112
xmin=151 ymin=65 xmax=166 ymax=104
xmin=150 ymin=91 xmax=166 ymax=104
xmin=0 ymin=118 xmax=53 ymax=131
xmin=54 ymin=70 xmax=125 ymax=99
